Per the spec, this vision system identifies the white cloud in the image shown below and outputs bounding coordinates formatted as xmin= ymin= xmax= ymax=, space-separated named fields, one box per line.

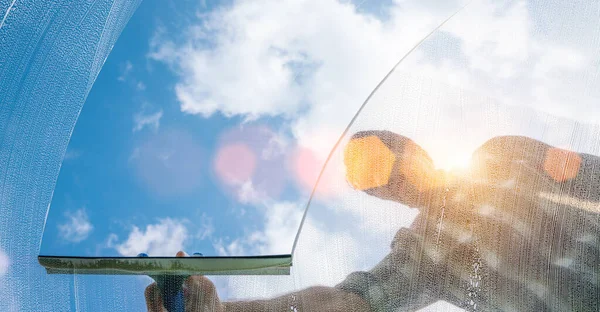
xmin=212 ymin=200 xmax=368 ymax=301
xmin=260 ymin=131 xmax=288 ymax=160
xmin=444 ymin=0 xmax=531 ymax=78
xmin=533 ymin=46 xmax=586 ymax=78
xmin=151 ymin=0 xmax=600 ymax=309
xmin=426 ymin=1 xmax=599 ymax=124
xmin=118 ymin=60 xmax=133 ymax=81
xmin=151 ymin=0 xmax=600 ymax=156
xmin=235 ymin=180 xmax=271 ymax=205
xmin=214 ymin=238 xmax=248 ymax=257
xmin=113 ymin=218 xmax=188 ymax=256
xmin=133 ymin=109 xmax=163 ymax=132
xmin=58 ymin=209 xmax=93 ymax=243
xmin=214 ymin=201 xmax=303 ymax=256
xmin=105 ymin=233 xmax=119 ymax=248
xmin=0 ymin=248 xmax=9 ymax=275
xmin=63 ymin=148 xmax=82 ymax=160
xmin=149 ymin=0 xmax=449 ymax=123
xmin=256 ymin=201 xmax=304 ymax=254
xmin=196 ymin=213 xmax=215 ymax=240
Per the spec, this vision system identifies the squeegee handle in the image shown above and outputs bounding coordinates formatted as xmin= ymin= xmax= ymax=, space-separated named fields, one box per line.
xmin=155 ymin=275 xmax=188 ymax=312
xmin=139 ymin=252 xmax=206 ymax=311
xmin=163 ymin=292 xmax=185 ymax=312
xmin=161 ymin=279 xmax=185 ymax=312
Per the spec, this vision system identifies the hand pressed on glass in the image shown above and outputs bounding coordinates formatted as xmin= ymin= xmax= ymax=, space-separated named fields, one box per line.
xmin=145 ymin=252 xmax=225 ymax=312
xmin=145 ymin=131 xmax=599 ymax=312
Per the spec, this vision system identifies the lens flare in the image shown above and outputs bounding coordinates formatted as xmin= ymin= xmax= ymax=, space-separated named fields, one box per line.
xmin=214 ymin=143 xmax=257 ymax=185
xmin=544 ymin=147 xmax=582 ymax=182
xmin=344 ymin=136 xmax=396 ymax=191
xmin=291 ymin=148 xmax=322 ymax=192
xmin=215 ymin=125 xmax=289 ymax=201
xmin=290 ymin=147 xmax=340 ymax=196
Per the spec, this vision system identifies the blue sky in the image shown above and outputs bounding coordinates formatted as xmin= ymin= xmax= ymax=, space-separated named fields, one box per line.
xmin=37 ymin=0 xmax=321 ymax=309
xmin=41 ymin=0 xmax=299 ymax=258
xmin=41 ymin=1 xmax=412 ymax=256
xmin=43 ymin=0 xmax=209 ymax=256
xmin=1 ymin=0 xmax=599 ymax=311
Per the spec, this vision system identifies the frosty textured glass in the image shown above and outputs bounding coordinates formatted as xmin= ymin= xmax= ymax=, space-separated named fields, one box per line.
xmin=0 ymin=1 xmax=140 ymax=310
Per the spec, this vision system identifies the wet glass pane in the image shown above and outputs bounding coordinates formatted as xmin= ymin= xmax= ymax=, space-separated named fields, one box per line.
xmin=1 ymin=0 xmax=598 ymax=311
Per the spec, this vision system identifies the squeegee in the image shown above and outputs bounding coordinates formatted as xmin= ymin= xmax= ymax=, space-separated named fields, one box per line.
xmin=39 ymin=252 xmax=292 ymax=311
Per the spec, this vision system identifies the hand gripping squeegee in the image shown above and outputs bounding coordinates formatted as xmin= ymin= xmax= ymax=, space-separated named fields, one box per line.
xmin=38 ymin=252 xmax=292 ymax=311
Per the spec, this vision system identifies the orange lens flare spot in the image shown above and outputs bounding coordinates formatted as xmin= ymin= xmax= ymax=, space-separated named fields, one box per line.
xmin=344 ymin=136 xmax=396 ymax=191
xmin=544 ymin=148 xmax=582 ymax=182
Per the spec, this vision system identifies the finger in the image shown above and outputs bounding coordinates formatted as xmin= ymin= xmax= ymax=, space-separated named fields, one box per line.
xmin=176 ymin=251 xmax=188 ymax=257
xmin=472 ymin=136 xmax=549 ymax=181
xmin=473 ymin=136 xmax=600 ymax=203
xmin=145 ymin=282 xmax=165 ymax=312
xmin=473 ymin=136 xmax=572 ymax=182
xmin=184 ymin=276 xmax=220 ymax=312
xmin=344 ymin=130 xmax=439 ymax=207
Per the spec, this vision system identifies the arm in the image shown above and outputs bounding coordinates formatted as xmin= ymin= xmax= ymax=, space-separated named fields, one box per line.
xmin=146 ymin=275 xmax=372 ymax=312
xmin=224 ymin=286 xmax=372 ymax=312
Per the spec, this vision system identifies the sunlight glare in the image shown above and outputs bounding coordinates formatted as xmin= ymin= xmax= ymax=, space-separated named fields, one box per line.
xmin=425 ymin=143 xmax=474 ymax=172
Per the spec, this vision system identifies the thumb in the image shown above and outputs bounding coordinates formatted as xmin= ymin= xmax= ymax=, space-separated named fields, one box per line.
xmin=345 ymin=130 xmax=439 ymax=206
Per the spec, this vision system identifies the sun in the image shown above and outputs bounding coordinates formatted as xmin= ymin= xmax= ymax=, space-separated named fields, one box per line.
xmin=437 ymin=152 xmax=473 ymax=171
xmin=427 ymin=145 xmax=474 ymax=172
